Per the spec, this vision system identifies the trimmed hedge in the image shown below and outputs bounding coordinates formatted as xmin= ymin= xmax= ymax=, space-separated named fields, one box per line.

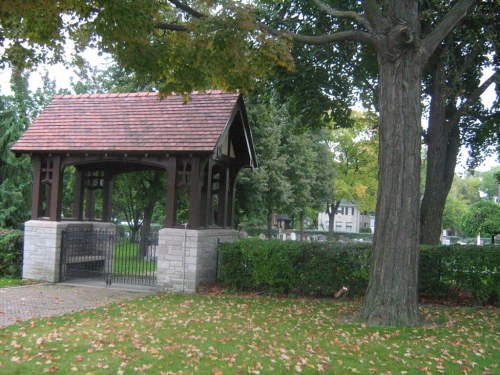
xmin=420 ymin=245 xmax=499 ymax=305
xmin=217 ymin=239 xmax=499 ymax=305
xmin=0 ymin=229 xmax=23 ymax=278
xmin=217 ymin=238 xmax=371 ymax=296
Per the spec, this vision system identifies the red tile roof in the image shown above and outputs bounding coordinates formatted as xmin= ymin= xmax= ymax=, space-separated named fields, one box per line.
xmin=12 ymin=91 xmax=242 ymax=154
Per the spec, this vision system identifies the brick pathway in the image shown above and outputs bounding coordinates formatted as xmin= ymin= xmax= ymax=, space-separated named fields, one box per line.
xmin=0 ymin=283 xmax=155 ymax=328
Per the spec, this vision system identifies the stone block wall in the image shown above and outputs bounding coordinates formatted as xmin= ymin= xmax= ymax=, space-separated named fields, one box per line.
xmin=22 ymin=220 xmax=115 ymax=283
xmin=157 ymin=228 xmax=239 ymax=293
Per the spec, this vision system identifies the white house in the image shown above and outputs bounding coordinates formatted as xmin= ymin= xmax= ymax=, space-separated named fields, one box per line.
xmin=318 ymin=200 xmax=375 ymax=233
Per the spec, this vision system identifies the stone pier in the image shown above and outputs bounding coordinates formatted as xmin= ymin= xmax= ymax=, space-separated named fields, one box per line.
xmin=156 ymin=228 xmax=239 ymax=293
xmin=22 ymin=220 xmax=115 ymax=283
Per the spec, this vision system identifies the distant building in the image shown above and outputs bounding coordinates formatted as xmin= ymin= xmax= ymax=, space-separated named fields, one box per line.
xmin=318 ymin=200 xmax=375 ymax=233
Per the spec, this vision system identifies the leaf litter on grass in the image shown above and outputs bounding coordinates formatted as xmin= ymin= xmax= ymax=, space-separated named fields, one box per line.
xmin=0 ymin=293 xmax=498 ymax=374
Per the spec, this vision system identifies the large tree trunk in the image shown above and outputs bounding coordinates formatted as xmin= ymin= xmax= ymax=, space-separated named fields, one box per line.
xmin=360 ymin=41 xmax=423 ymax=325
xmin=420 ymin=137 xmax=458 ymax=245
xmin=420 ymin=46 xmax=460 ymax=245
xmin=139 ymin=201 xmax=154 ymax=258
xmin=299 ymin=211 xmax=304 ymax=241
xmin=266 ymin=206 xmax=273 ymax=239
xmin=326 ymin=201 xmax=340 ymax=241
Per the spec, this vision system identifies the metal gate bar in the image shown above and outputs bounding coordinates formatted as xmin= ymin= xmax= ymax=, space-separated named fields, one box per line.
xmin=60 ymin=227 xmax=157 ymax=287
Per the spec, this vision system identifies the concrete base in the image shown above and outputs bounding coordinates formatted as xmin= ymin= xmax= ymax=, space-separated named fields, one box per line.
xmin=156 ymin=228 xmax=239 ymax=293
xmin=22 ymin=220 xmax=116 ymax=283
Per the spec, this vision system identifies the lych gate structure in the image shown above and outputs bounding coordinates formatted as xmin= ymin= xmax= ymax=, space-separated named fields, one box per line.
xmin=12 ymin=91 xmax=256 ymax=292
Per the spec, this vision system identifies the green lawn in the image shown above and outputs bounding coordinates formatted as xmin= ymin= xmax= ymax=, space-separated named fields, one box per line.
xmin=113 ymin=240 xmax=157 ymax=275
xmin=0 ymin=278 xmax=36 ymax=288
xmin=0 ymin=293 xmax=498 ymax=374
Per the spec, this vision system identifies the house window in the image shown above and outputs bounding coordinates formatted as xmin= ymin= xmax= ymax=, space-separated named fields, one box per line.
xmin=346 ymin=222 xmax=353 ymax=232
xmin=335 ymin=222 xmax=343 ymax=231
xmin=351 ymin=207 xmax=355 ymax=215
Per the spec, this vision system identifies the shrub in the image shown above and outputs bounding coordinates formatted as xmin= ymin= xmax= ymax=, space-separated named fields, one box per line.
xmin=217 ymin=238 xmax=371 ymax=297
xmin=420 ymin=245 xmax=499 ymax=305
xmin=218 ymin=239 xmax=499 ymax=305
xmin=0 ymin=229 xmax=23 ymax=278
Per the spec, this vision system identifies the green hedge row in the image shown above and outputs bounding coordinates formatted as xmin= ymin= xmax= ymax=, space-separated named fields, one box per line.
xmin=217 ymin=239 xmax=499 ymax=305
xmin=243 ymin=228 xmax=374 ymax=242
xmin=217 ymin=239 xmax=371 ymax=296
xmin=0 ymin=229 xmax=23 ymax=278
xmin=420 ymin=245 xmax=499 ymax=305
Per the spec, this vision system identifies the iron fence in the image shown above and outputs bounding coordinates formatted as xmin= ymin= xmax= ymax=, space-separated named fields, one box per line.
xmin=60 ymin=226 xmax=157 ymax=287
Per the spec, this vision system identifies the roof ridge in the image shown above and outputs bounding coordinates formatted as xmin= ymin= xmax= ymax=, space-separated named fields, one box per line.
xmin=52 ymin=90 xmax=238 ymax=100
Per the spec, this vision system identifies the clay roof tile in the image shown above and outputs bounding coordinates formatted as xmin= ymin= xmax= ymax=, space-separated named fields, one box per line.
xmin=12 ymin=91 xmax=241 ymax=154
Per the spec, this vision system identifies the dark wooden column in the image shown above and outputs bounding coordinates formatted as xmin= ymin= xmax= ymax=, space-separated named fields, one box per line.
xmin=227 ymin=167 xmax=239 ymax=229
xmin=188 ymin=157 xmax=201 ymax=229
xmin=72 ymin=169 xmax=84 ymax=220
xmin=165 ymin=156 xmax=177 ymax=228
xmin=31 ymin=156 xmax=42 ymax=220
xmin=204 ymin=160 xmax=214 ymax=228
xmin=85 ymin=189 xmax=95 ymax=221
xmin=102 ymin=173 xmax=113 ymax=222
xmin=48 ymin=155 xmax=62 ymax=221
xmin=219 ymin=166 xmax=230 ymax=228
xmin=199 ymin=161 xmax=209 ymax=228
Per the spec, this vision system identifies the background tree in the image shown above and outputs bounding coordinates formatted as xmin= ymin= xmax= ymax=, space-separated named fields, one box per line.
xmin=442 ymin=172 xmax=482 ymax=236
xmin=237 ymin=95 xmax=293 ymax=238
xmin=477 ymin=166 xmax=500 ymax=200
xmin=325 ymin=110 xmax=378 ymax=241
xmin=419 ymin=1 xmax=499 ymax=245
xmin=461 ymin=200 xmax=500 ymax=243
xmin=0 ymin=69 xmax=56 ymax=228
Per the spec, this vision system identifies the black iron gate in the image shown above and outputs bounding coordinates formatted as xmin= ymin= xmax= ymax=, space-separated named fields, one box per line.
xmin=60 ymin=226 xmax=157 ymax=287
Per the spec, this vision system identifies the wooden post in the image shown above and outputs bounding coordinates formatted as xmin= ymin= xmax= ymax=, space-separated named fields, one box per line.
xmin=31 ymin=156 xmax=42 ymax=220
xmin=73 ymin=169 xmax=84 ymax=220
xmin=188 ymin=157 xmax=201 ymax=229
xmin=165 ymin=157 xmax=177 ymax=228
xmin=49 ymin=156 xmax=62 ymax=221
xmin=102 ymin=172 xmax=113 ymax=222
xmin=205 ymin=160 xmax=214 ymax=227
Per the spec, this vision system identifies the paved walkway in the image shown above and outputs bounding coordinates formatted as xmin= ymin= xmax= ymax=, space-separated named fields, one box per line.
xmin=0 ymin=282 xmax=155 ymax=328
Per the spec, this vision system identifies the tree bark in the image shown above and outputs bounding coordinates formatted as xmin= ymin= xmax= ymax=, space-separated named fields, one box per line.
xmin=420 ymin=50 xmax=459 ymax=245
xmin=139 ymin=201 xmax=154 ymax=258
xmin=266 ymin=206 xmax=273 ymax=239
xmin=360 ymin=38 xmax=423 ymax=325
xmin=299 ymin=211 xmax=304 ymax=241
xmin=326 ymin=201 xmax=340 ymax=241
xmin=420 ymin=127 xmax=459 ymax=244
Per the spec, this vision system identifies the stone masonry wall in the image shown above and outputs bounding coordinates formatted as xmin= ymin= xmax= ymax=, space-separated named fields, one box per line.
xmin=22 ymin=220 xmax=115 ymax=283
xmin=157 ymin=228 xmax=239 ymax=293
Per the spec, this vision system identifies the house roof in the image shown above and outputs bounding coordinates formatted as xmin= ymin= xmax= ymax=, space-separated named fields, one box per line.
xmin=11 ymin=90 xmax=245 ymax=154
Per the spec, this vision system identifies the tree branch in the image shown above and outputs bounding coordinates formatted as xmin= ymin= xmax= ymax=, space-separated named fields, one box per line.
xmin=155 ymin=22 xmax=192 ymax=32
xmin=166 ymin=0 xmax=206 ymax=19
xmin=420 ymin=0 xmax=477 ymax=63
xmin=311 ymin=0 xmax=372 ymax=32
xmin=362 ymin=0 xmax=389 ymax=33
xmin=258 ymin=23 xmax=374 ymax=47
xmin=450 ymin=69 xmax=500 ymax=126
xmin=158 ymin=1 xmax=375 ymax=47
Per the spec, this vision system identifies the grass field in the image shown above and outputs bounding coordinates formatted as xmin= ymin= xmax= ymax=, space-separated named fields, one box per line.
xmin=0 ymin=293 xmax=498 ymax=374
xmin=113 ymin=240 xmax=157 ymax=275
xmin=0 ymin=278 xmax=37 ymax=288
